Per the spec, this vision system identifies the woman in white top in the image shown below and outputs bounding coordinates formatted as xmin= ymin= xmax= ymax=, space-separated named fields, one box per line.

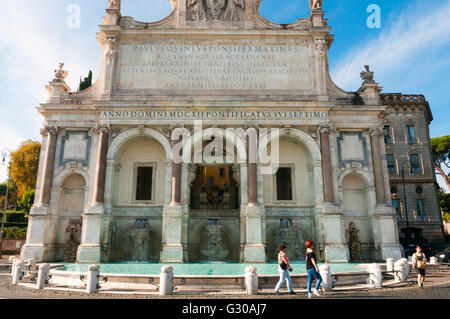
xmin=411 ymin=245 xmax=427 ymax=288
xmin=274 ymin=244 xmax=296 ymax=295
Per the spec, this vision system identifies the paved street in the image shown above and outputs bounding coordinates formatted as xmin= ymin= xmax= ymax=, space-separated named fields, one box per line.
xmin=0 ymin=270 xmax=449 ymax=299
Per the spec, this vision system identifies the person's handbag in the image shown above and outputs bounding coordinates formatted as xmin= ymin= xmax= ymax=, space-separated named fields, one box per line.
xmin=279 ymin=261 xmax=287 ymax=270
xmin=417 ymin=259 xmax=427 ymax=270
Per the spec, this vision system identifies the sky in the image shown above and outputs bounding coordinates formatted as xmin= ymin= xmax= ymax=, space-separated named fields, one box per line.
xmin=0 ymin=0 xmax=449 ymax=187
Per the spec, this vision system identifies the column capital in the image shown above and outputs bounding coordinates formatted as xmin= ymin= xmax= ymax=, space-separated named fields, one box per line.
xmin=369 ymin=127 xmax=384 ymax=137
xmin=92 ymin=122 xmax=110 ymax=134
xmin=319 ymin=123 xmax=336 ymax=134
xmin=40 ymin=126 xmax=60 ymax=136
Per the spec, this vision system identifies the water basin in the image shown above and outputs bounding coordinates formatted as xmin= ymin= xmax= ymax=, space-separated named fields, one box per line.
xmin=56 ymin=262 xmax=368 ymax=276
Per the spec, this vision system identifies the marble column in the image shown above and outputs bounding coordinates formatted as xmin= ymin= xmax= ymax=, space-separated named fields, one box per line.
xmin=161 ymin=128 xmax=184 ymax=262
xmin=369 ymin=127 xmax=403 ymax=261
xmin=39 ymin=126 xmax=59 ymax=206
xmin=77 ymin=124 xmax=109 ymax=263
xmin=369 ymin=127 xmax=387 ymax=205
xmin=247 ymin=129 xmax=258 ymax=205
xmin=93 ymin=125 xmax=109 ymax=204
xmin=319 ymin=125 xmax=334 ymax=203
xmin=20 ymin=126 xmax=59 ymax=262
xmin=243 ymin=127 xmax=265 ymax=262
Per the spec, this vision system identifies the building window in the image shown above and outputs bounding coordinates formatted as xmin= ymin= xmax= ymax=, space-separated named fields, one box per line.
xmin=219 ymin=167 xmax=226 ymax=177
xmin=416 ymin=199 xmax=427 ymax=222
xmin=392 ymin=199 xmax=402 ymax=222
xmin=135 ymin=166 xmax=153 ymax=201
xmin=409 ymin=154 xmax=421 ymax=174
xmin=386 ymin=154 xmax=396 ymax=173
xmin=208 ymin=219 xmax=220 ymax=225
xmin=276 ymin=167 xmax=293 ymax=201
xmin=384 ymin=125 xmax=392 ymax=144
xmin=406 ymin=125 xmax=416 ymax=144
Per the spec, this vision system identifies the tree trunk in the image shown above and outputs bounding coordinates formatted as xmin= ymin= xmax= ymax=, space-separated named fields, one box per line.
xmin=436 ymin=164 xmax=450 ymax=192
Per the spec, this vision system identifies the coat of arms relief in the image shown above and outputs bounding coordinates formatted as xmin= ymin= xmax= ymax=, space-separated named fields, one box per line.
xmin=187 ymin=0 xmax=245 ymax=22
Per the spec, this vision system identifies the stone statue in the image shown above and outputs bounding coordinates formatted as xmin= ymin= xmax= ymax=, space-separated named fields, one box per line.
xmin=53 ymin=63 xmax=68 ymax=82
xmin=188 ymin=0 xmax=207 ymax=21
xmin=345 ymin=222 xmax=362 ymax=261
xmin=309 ymin=0 xmax=323 ymax=10
xmin=108 ymin=0 xmax=120 ymax=9
xmin=64 ymin=220 xmax=82 ymax=262
xmin=223 ymin=0 xmax=245 ymax=21
xmin=105 ymin=38 xmax=117 ymax=61
xmin=272 ymin=221 xmax=305 ymax=261
xmin=360 ymin=65 xmax=376 ymax=84
xmin=200 ymin=224 xmax=230 ymax=261
xmin=188 ymin=0 xmax=244 ymax=21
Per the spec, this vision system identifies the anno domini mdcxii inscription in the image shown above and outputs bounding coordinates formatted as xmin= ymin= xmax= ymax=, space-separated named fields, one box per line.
xmin=119 ymin=44 xmax=312 ymax=90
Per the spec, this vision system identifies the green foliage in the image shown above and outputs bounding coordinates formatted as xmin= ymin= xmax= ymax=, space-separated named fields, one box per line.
xmin=3 ymin=227 xmax=27 ymax=239
xmin=0 ymin=181 xmax=18 ymax=210
xmin=78 ymin=70 xmax=93 ymax=91
xmin=17 ymin=189 xmax=35 ymax=214
xmin=431 ymin=135 xmax=450 ymax=158
xmin=0 ymin=211 xmax=28 ymax=228
xmin=439 ymin=188 xmax=450 ymax=216
xmin=10 ymin=140 xmax=41 ymax=199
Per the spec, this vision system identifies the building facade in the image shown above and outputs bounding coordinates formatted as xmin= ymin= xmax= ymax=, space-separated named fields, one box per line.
xmin=21 ymin=0 xmax=442 ymax=264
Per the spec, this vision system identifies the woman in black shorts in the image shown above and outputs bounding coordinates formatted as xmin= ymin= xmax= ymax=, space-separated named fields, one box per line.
xmin=412 ymin=245 xmax=427 ymax=288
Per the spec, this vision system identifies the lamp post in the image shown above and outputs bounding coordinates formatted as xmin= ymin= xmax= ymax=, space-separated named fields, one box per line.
xmin=400 ymin=160 xmax=412 ymax=247
xmin=0 ymin=149 xmax=12 ymax=259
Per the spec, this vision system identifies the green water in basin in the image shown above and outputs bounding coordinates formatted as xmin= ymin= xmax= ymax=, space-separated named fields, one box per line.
xmin=56 ymin=262 xmax=368 ymax=276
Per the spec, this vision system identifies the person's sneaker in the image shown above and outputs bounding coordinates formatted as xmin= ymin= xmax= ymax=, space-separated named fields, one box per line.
xmin=274 ymin=291 xmax=280 ymax=295
xmin=313 ymin=289 xmax=321 ymax=297
xmin=308 ymin=293 xmax=313 ymax=299
xmin=289 ymin=291 xmax=296 ymax=295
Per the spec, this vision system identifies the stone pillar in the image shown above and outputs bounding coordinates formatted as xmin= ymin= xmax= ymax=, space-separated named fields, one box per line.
xmin=86 ymin=264 xmax=100 ymax=294
xmin=245 ymin=266 xmax=258 ymax=295
xmin=368 ymin=263 xmax=382 ymax=289
xmin=386 ymin=258 xmax=394 ymax=272
xmin=243 ymin=127 xmax=265 ymax=263
xmin=39 ymin=126 xmax=59 ymax=207
xmin=12 ymin=260 xmax=25 ymax=285
xmin=160 ymin=266 xmax=174 ymax=296
xmin=93 ymin=125 xmax=109 ymax=204
xmin=21 ymin=126 xmax=59 ymax=262
xmin=36 ymin=263 xmax=50 ymax=290
xmin=369 ymin=128 xmax=387 ymax=205
xmin=319 ymin=125 xmax=334 ymax=203
xmin=161 ymin=128 xmax=184 ymax=263
xmin=77 ymin=124 xmax=109 ymax=263
xmin=319 ymin=265 xmax=332 ymax=292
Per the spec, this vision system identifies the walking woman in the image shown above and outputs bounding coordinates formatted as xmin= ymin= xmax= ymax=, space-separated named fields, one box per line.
xmin=412 ymin=245 xmax=427 ymax=288
xmin=306 ymin=240 xmax=322 ymax=298
xmin=274 ymin=244 xmax=296 ymax=295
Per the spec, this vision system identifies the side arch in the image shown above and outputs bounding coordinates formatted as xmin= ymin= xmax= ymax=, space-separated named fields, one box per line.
xmin=107 ymin=127 xmax=172 ymax=161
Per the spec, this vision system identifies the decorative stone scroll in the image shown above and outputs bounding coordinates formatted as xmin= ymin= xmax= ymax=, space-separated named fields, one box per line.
xmin=40 ymin=126 xmax=59 ymax=136
xmin=309 ymin=0 xmax=323 ymax=10
xmin=187 ymin=0 xmax=245 ymax=22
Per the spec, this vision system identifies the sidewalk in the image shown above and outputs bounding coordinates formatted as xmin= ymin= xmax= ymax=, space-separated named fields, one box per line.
xmin=1 ymin=269 xmax=449 ymax=299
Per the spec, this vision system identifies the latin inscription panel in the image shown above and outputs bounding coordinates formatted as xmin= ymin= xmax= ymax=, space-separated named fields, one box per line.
xmin=118 ymin=44 xmax=312 ymax=91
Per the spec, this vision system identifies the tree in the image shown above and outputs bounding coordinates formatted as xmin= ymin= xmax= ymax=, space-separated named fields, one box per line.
xmin=0 ymin=181 xmax=18 ymax=210
xmin=431 ymin=135 xmax=450 ymax=192
xmin=10 ymin=140 xmax=41 ymax=199
xmin=17 ymin=189 xmax=35 ymax=214
xmin=439 ymin=188 xmax=450 ymax=222
xmin=78 ymin=70 xmax=93 ymax=91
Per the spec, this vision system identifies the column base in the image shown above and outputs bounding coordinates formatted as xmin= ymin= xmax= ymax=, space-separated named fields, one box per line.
xmin=160 ymin=244 xmax=184 ymax=263
xmin=379 ymin=244 xmax=403 ymax=261
xmin=20 ymin=244 xmax=46 ymax=262
xmin=243 ymin=244 xmax=266 ymax=263
xmin=76 ymin=244 xmax=101 ymax=263
xmin=324 ymin=243 xmax=349 ymax=262
xmin=161 ymin=204 xmax=184 ymax=263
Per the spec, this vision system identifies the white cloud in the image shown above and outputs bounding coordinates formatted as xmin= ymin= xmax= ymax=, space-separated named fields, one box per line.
xmin=332 ymin=1 xmax=450 ymax=90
